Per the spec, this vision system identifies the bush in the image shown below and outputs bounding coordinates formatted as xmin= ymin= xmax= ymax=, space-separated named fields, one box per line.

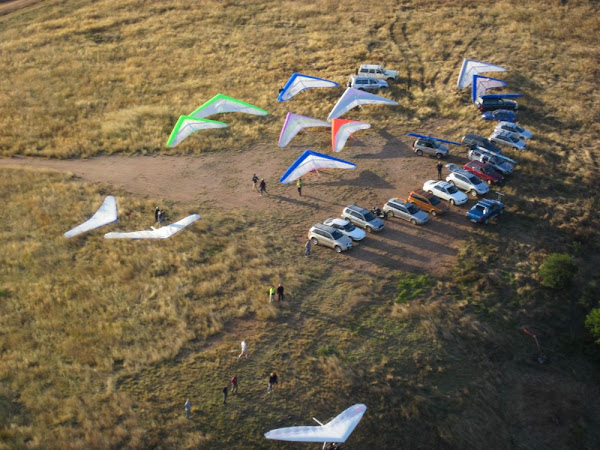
xmin=585 ymin=308 xmax=600 ymax=345
xmin=539 ymin=253 xmax=577 ymax=289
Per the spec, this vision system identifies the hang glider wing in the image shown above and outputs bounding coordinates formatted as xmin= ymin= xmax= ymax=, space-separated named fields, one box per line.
xmin=166 ymin=115 xmax=228 ymax=147
xmin=279 ymin=150 xmax=356 ymax=184
xmin=265 ymin=404 xmax=367 ymax=443
xmin=471 ymin=75 xmax=508 ymax=103
xmin=480 ymin=93 xmax=523 ymax=100
xmin=104 ymin=214 xmax=200 ymax=240
xmin=278 ymin=73 xmax=339 ymax=102
xmin=278 ymin=113 xmax=331 ymax=147
xmin=190 ymin=94 xmax=268 ymax=119
xmin=406 ymin=133 xmax=461 ymax=146
xmin=331 ymin=119 xmax=371 ymax=152
xmin=327 ymin=88 xmax=398 ymax=121
xmin=64 ymin=196 xmax=118 ymax=238
xmin=457 ymin=58 xmax=506 ymax=89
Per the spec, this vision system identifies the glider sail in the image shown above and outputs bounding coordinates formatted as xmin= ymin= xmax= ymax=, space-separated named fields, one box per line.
xmin=278 ymin=113 xmax=331 ymax=147
xmin=166 ymin=115 xmax=227 ymax=148
xmin=265 ymin=404 xmax=367 ymax=443
xmin=327 ymin=88 xmax=397 ymax=120
xmin=457 ymin=58 xmax=506 ymax=89
xmin=104 ymin=214 xmax=200 ymax=240
xmin=471 ymin=75 xmax=508 ymax=103
xmin=278 ymin=73 xmax=338 ymax=102
xmin=279 ymin=150 xmax=356 ymax=184
xmin=64 ymin=196 xmax=118 ymax=238
xmin=190 ymin=94 xmax=268 ymax=119
xmin=331 ymin=119 xmax=371 ymax=152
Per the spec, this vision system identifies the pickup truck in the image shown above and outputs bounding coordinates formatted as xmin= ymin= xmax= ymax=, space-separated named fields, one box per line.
xmin=466 ymin=199 xmax=504 ymax=224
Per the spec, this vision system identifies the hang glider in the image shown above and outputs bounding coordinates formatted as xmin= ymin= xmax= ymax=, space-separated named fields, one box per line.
xmin=278 ymin=113 xmax=331 ymax=147
xmin=406 ymin=133 xmax=461 ymax=146
xmin=265 ymin=404 xmax=367 ymax=443
xmin=475 ymin=146 xmax=518 ymax=165
xmin=190 ymin=94 xmax=268 ymax=119
xmin=278 ymin=73 xmax=338 ymax=102
xmin=331 ymin=119 xmax=371 ymax=152
xmin=64 ymin=196 xmax=118 ymax=238
xmin=327 ymin=88 xmax=398 ymax=120
xmin=279 ymin=150 xmax=356 ymax=184
xmin=479 ymin=93 xmax=523 ymax=100
xmin=104 ymin=214 xmax=200 ymax=240
xmin=457 ymin=58 xmax=506 ymax=89
xmin=166 ymin=115 xmax=227 ymax=148
xmin=471 ymin=75 xmax=508 ymax=103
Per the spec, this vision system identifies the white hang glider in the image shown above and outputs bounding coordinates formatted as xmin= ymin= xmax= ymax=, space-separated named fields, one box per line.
xmin=331 ymin=119 xmax=371 ymax=152
xmin=166 ymin=115 xmax=227 ymax=148
xmin=265 ymin=403 xmax=367 ymax=446
xmin=64 ymin=196 xmax=118 ymax=238
xmin=189 ymin=94 xmax=268 ymax=119
xmin=457 ymin=58 xmax=506 ymax=89
xmin=471 ymin=75 xmax=507 ymax=103
xmin=278 ymin=113 xmax=331 ymax=147
xmin=327 ymin=88 xmax=397 ymax=121
xmin=279 ymin=150 xmax=356 ymax=184
xmin=278 ymin=73 xmax=339 ymax=102
xmin=104 ymin=214 xmax=200 ymax=240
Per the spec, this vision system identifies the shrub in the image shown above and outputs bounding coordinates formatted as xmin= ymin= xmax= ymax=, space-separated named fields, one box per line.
xmin=585 ymin=308 xmax=600 ymax=345
xmin=396 ymin=273 xmax=434 ymax=304
xmin=539 ymin=253 xmax=577 ymax=289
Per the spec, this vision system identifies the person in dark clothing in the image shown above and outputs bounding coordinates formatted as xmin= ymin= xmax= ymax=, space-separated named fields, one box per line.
xmin=252 ymin=174 xmax=259 ymax=192
xmin=259 ymin=178 xmax=267 ymax=196
xmin=437 ymin=161 xmax=443 ymax=180
xmin=267 ymin=372 xmax=278 ymax=394
xmin=155 ymin=207 xmax=160 ymax=223
xmin=230 ymin=374 xmax=238 ymax=394
xmin=276 ymin=284 xmax=284 ymax=302
xmin=222 ymin=386 xmax=228 ymax=405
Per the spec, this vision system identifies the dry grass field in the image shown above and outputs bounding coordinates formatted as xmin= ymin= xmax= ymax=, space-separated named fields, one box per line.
xmin=1 ymin=0 xmax=600 ymax=448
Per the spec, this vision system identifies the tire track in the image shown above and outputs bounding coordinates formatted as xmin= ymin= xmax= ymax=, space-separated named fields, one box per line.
xmin=389 ymin=19 xmax=412 ymax=90
xmin=400 ymin=22 xmax=426 ymax=91
xmin=440 ymin=36 xmax=478 ymax=87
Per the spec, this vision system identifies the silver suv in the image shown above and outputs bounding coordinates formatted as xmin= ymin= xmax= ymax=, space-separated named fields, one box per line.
xmin=307 ymin=223 xmax=353 ymax=253
xmin=412 ymin=137 xmax=449 ymax=159
xmin=357 ymin=64 xmax=399 ymax=81
xmin=341 ymin=205 xmax=385 ymax=232
xmin=347 ymin=76 xmax=388 ymax=92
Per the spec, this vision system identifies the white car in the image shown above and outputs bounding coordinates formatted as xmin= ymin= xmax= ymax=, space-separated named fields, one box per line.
xmin=495 ymin=121 xmax=533 ymax=139
xmin=323 ymin=218 xmax=366 ymax=241
xmin=356 ymin=64 xmax=399 ymax=81
xmin=422 ymin=180 xmax=468 ymax=206
xmin=445 ymin=164 xmax=489 ymax=197
xmin=347 ymin=76 xmax=388 ymax=92
xmin=489 ymin=130 xmax=526 ymax=150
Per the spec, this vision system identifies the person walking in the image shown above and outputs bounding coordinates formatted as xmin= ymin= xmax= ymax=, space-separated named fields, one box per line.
xmin=437 ymin=161 xmax=443 ymax=180
xmin=230 ymin=374 xmax=238 ymax=394
xmin=252 ymin=174 xmax=259 ymax=192
xmin=222 ymin=385 xmax=228 ymax=405
xmin=259 ymin=178 xmax=267 ymax=196
xmin=269 ymin=287 xmax=275 ymax=303
xmin=305 ymin=239 xmax=311 ymax=257
xmin=238 ymin=340 xmax=248 ymax=360
xmin=267 ymin=372 xmax=278 ymax=394
xmin=276 ymin=283 xmax=284 ymax=302
xmin=297 ymin=178 xmax=303 ymax=197
xmin=185 ymin=398 xmax=192 ymax=420
xmin=155 ymin=207 xmax=160 ymax=224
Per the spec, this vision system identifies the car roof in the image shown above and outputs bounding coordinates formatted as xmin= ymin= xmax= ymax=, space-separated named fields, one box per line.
xmin=435 ymin=181 xmax=453 ymax=189
xmin=312 ymin=223 xmax=337 ymax=233
xmin=450 ymin=168 xmax=473 ymax=177
xmin=325 ymin=218 xmax=350 ymax=226
xmin=346 ymin=204 xmax=368 ymax=213
xmin=360 ymin=64 xmax=382 ymax=69
xmin=466 ymin=160 xmax=485 ymax=168
xmin=411 ymin=189 xmax=432 ymax=198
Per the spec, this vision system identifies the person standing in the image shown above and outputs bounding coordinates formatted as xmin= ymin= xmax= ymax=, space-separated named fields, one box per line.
xmin=155 ymin=207 xmax=160 ymax=224
xmin=222 ymin=385 xmax=228 ymax=405
xmin=437 ymin=161 xmax=443 ymax=180
xmin=252 ymin=174 xmax=259 ymax=192
xmin=238 ymin=340 xmax=248 ymax=360
xmin=269 ymin=287 xmax=275 ymax=303
xmin=305 ymin=239 xmax=311 ymax=257
xmin=259 ymin=178 xmax=267 ymax=196
xmin=267 ymin=372 xmax=278 ymax=394
xmin=276 ymin=283 xmax=284 ymax=302
xmin=230 ymin=374 xmax=238 ymax=394
xmin=185 ymin=398 xmax=191 ymax=420
xmin=297 ymin=178 xmax=303 ymax=196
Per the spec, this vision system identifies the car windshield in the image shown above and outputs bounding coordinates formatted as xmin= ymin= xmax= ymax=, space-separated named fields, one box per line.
xmin=447 ymin=185 xmax=458 ymax=194
xmin=509 ymin=135 xmax=519 ymax=143
xmin=364 ymin=211 xmax=376 ymax=221
xmin=331 ymin=230 xmax=344 ymax=240
xmin=483 ymin=167 xmax=495 ymax=175
xmin=343 ymin=222 xmax=355 ymax=232
xmin=429 ymin=195 xmax=440 ymax=205
xmin=406 ymin=203 xmax=419 ymax=214
xmin=468 ymin=175 xmax=483 ymax=185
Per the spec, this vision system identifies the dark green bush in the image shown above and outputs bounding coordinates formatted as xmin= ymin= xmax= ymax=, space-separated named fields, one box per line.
xmin=585 ymin=308 xmax=600 ymax=345
xmin=539 ymin=253 xmax=577 ymax=289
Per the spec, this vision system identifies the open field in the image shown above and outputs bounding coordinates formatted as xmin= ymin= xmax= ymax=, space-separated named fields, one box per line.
xmin=1 ymin=0 xmax=600 ymax=448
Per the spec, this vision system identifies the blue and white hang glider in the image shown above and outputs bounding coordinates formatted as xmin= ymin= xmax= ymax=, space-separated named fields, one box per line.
xmin=480 ymin=93 xmax=523 ymax=100
xmin=278 ymin=73 xmax=339 ymax=102
xmin=279 ymin=150 xmax=356 ymax=184
xmin=406 ymin=133 xmax=461 ymax=146
xmin=104 ymin=214 xmax=200 ymax=240
xmin=278 ymin=113 xmax=331 ymax=147
xmin=327 ymin=88 xmax=398 ymax=120
xmin=64 ymin=196 xmax=118 ymax=238
xmin=471 ymin=75 xmax=508 ymax=103
xmin=457 ymin=58 xmax=506 ymax=89
xmin=265 ymin=404 xmax=367 ymax=445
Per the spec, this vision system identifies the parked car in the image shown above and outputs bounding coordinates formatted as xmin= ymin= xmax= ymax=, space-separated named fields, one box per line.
xmin=463 ymin=160 xmax=504 ymax=185
xmin=307 ymin=223 xmax=353 ymax=252
xmin=407 ymin=189 xmax=449 ymax=216
xmin=422 ymin=180 xmax=468 ymax=205
xmin=341 ymin=205 xmax=385 ymax=232
xmin=412 ymin=137 xmax=449 ymax=159
xmin=482 ymin=109 xmax=517 ymax=122
xmin=382 ymin=198 xmax=429 ymax=225
xmin=323 ymin=218 xmax=366 ymax=241
xmin=461 ymin=133 xmax=503 ymax=153
xmin=466 ymin=199 xmax=504 ymax=224
xmin=445 ymin=164 xmax=490 ymax=197
xmin=356 ymin=64 xmax=399 ymax=82
xmin=495 ymin=121 xmax=532 ymax=139
xmin=468 ymin=148 xmax=515 ymax=175
xmin=489 ymin=129 xmax=526 ymax=150
xmin=475 ymin=96 xmax=518 ymax=112
xmin=347 ymin=76 xmax=388 ymax=92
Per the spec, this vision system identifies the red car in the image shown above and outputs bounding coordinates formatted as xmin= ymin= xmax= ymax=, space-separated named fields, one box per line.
xmin=463 ymin=160 xmax=504 ymax=185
